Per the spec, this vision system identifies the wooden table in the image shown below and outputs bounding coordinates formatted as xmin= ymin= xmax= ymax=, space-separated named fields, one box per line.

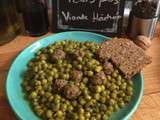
xmin=0 ymin=25 xmax=160 ymax=120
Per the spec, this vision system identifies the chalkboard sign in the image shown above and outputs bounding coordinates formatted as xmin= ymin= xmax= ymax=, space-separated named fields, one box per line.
xmin=52 ymin=0 xmax=125 ymax=36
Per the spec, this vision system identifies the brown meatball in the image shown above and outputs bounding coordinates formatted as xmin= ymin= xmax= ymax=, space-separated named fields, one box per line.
xmin=71 ymin=50 xmax=85 ymax=61
xmin=63 ymin=84 xmax=81 ymax=100
xmin=91 ymin=71 xmax=106 ymax=85
xmin=71 ymin=70 xmax=83 ymax=82
xmin=53 ymin=79 xmax=68 ymax=91
xmin=103 ymin=61 xmax=114 ymax=75
xmin=51 ymin=49 xmax=66 ymax=62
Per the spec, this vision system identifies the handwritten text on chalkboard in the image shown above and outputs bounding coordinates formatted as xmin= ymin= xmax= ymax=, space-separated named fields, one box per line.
xmin=67 ymin=0 xmax=120 ymax=8
xmin=53 ymin=0 xmax=125 ymax=35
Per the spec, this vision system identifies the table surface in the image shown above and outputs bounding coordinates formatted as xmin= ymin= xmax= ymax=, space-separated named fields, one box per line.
xmin=0 ymin=24 xmax=160 ymax=120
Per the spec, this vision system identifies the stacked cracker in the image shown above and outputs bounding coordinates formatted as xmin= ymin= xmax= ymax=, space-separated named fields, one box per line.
xmin=98 ymin=38 xmax=152 ymax=79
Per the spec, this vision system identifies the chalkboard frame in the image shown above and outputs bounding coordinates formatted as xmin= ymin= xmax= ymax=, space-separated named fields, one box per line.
xmin=52 ymin=0 xmax=126 ymax=36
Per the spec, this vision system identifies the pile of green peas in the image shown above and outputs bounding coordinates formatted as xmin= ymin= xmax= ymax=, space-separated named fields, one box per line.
xmin=22 ymin=40 xmax=134 ymax=120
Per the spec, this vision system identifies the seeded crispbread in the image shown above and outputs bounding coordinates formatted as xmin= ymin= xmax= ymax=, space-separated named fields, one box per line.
xmin=98 ymin=38 xmax=152 ymax=79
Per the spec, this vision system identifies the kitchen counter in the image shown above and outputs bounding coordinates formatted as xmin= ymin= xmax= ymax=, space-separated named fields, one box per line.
xmin=0 ymin=24 xmax=160 ymax=120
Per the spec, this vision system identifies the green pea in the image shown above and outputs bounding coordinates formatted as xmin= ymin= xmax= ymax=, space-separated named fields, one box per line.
xmin=119 ymin=91 xmax=125 ymax=97
xmin=77 ymin=64 xmax=82 ymax=70
xmin=61 ymin=104 xmax=67 ymax=111
xmin=115 ymin=69 xmax=119 ymax=73
xmin=79 ymin=98 xmax=86 ymax=105
xmin=128 ymin=80 xmax=133 ymax=86
xmin=49 ymin=48 xmax=54 ymax=53
xmin=95 ymin=66 xmax=103 ymax=72
xmin=117 ymin=80 xmax=121 ymax=86
xmin=114 ymin=104 xmax=119 ymax=111
xmin=101 ymin=91 xmax=107 ymax=96
xmin=33 ymin=101 xmax=39 ymax=106
xmin=52 ymin=68 xmax=58 ymax=73
xmin=82 ymin=64 xmax=87 ymax=70
xmin=48 ymin=76 xmax=53 ymax=82
xmin=94 ymin=93 xmax=100 ymax=100
xmin=100 ymin=104 xmax=107 ymax=111
xmin=36 ymin=85 xmax=42 ymax=90
xmin=108 ymin=106 xmax=114 ymax=112
xmin=86 ymin=52 xmax=93 ymax=58
xmin=79 ymin=115 xmax=85 ymax=120
xmin=86 ymin=71 xmax=94 ymax=77
xmin=56 ymin=110 xmax=63 ymax=118
xmin=127 ymin=91 xmax=133 ymax=96
xmin=79 ymin=108 xmax=85 ymax=114
xmin=96 ymin=86 xmax=102 ymax=93
xmin=90 ymin=117 xmax=97 ymax=120
xmin=107 ymin=75 xmax=111 ymax=80
xmin=85 ymin=112 xmax=91 ymax=118
xmin=120 ymin=83 xmax=127 ymax=90
xmin=96 ymin=114 xmax=101 ymax=119
xmin=106 ymin=110 xmax=112 ymax=116
xmin=100 ymin=97 xmax=106 ymax=103
xmin=77 ymin=56 xmax=83 ymax=62
xmin=30 ymin=92 xmax=37 ymax=99
xmin=68 ymin=105 xmax=73 ymax=111
xmin=118 ymin=101 xmax=125 ymax=108
xmin=46 ymin=92 xmax=52 ymax=98
xmin=35 ymin=80 xmax=41 ymax=85
xmin=88 ymin=61 xmax=93 ymax=67
xmin=67 ymin=64 xmax=72 ymax=69
xmin=111 ymin=92 xmax=117 ymax=99
xmin=72 ymin=101 xmax=78 ymax=106
xmin=124 ymin=96 xmax=131 ymax=102
xmin=54 ymin=73 xmax=59 ymax=79
xmin=39 ymin=90 xmax=45 ymax=96
xmin=117 ymin=75 xmax=122 ymax=81
xmin=34 ymin=105 xmax=41 ymax=111
xmin=65 ymin=100 xmax=70 ymax=106
xmin=127 ymin=86 xmax=133 ymax=92
xmin=42 ymin=79 xmax=47 ymax=85
xmin=54 ymin=98 xmax=60 ymax=104
xmin=46 ymin=110 xmax=53 ymax=118
xmin=101 ymin=85 xmax=105 ymax=91
xmin=109 ymin=99 xmax=115 ymax=105
xmin=95 ymin=60 xmax=100 ymax=65
xmin=52 ymin=103 xmax=60 ymax=111
xmin=48 ymin=96 xmax=54 ymax=102
xmin=83 ymin=77 xmax=88 ymax=84
xmin=43 ymin=63 xmax=48 ymax=68
xmin=111 ymin=78 xmax=116 ymax=83
xmin=103 ymin=78 xmax=108 ymax=85
xmin=62 ymin=73 xmax=69 ymax=79
xmin=86 ymin=107 xmax=93 ymax=113
xmin=80 ymin=83 xmax=86 ymax=89
xmin=72 ymin=113 xmax=79 ymax=119
xmin=85 ymin=95 xmax=92 ymax=101
xmin=57 ymin=60 xmax=63 ymax=64
xmin=110 ymin=83 xmax=117 ymax=91
xmin=36 ymin=109 xmax=44 ymax=116
xmin=33 ymin=66 xmax=38 ymax=72
xmin=102 ymin=114 xmax=109 ymax=120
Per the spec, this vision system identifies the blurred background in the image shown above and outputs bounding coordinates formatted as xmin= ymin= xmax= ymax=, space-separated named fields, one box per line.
xmin=0 ymin=0 xmax=160 ymax=45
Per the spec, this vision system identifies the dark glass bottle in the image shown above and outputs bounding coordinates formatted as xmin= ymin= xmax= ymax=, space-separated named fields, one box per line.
xmin=0 ymin=0 xmax=21 ymax=45
xmin=22 ymin=0 xmax=48 ymax=36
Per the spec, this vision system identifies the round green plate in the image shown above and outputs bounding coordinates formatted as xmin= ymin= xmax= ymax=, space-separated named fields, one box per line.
xmin=6 ymin=31 xmax=143 ymax=120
